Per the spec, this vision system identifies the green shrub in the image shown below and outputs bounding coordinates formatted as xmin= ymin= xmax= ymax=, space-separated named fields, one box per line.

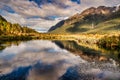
xmin=97 ymin=35 xmax=120 ymax=50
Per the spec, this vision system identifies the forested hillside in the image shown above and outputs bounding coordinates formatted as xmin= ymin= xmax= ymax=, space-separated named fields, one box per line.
xmin=0 ymin=15 xmax=39 ymax=43
xmin=0 ymin=15 xmax=37 ymax=35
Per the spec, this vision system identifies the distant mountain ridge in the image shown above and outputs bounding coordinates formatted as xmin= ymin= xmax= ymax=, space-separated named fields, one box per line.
xmin=48 ymin=20 xmax=65 ymax=31
xmin=49 ymin=5 xmax=120 ymax=34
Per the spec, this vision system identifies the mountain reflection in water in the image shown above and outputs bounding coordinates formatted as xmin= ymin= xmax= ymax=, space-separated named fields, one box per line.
xmin=54 ymin=41 xmax=120 ymax=62
xmin=0 ymin=40 xmax=120 ymax=80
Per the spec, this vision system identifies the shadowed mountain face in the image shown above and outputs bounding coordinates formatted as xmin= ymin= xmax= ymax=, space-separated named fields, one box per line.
xmin=49 ymin=20 xmax=65 ymax=31
xmin=49 ymin=5 xmax=120 ymax=34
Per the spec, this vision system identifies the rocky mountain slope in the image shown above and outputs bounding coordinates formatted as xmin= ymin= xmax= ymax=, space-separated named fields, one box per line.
xmin=49 ymin=5 xmax=120 ymax=34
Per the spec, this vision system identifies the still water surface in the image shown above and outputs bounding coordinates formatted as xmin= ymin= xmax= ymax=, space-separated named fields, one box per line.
xmin=0 ymin=40 xmax=120 ymax=80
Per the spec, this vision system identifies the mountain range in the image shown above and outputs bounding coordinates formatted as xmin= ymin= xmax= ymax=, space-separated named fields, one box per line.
xmin=49 ymin=5 xmax=120 ymax=34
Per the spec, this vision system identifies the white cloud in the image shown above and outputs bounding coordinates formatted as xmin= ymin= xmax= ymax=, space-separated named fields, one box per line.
xmin=0 ymin=10 xmax=61 ymax=32
xmin=0 ymin=10 xmax=26 ymax=24
xmin=1 ymin=0 xmax=120 ymax=18
xmin=0 ymin=40 xmax=83 ymax=75
xmin=25 ymin=18 xmax=61 ymax=32
xmin=10 ymin=0 xmax=78 ymax=18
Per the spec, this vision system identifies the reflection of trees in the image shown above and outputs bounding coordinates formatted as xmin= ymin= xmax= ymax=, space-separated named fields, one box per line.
xmin=0 ymin=45 xmax=6 ymax=51
xmin=98 ymin=35 xmax=120 ymax=51
xmin=54 ymin=40 xmax=120 ymax=62
xmin=0 ymin=41 xmax=26 ymax=51
xmin=54 ymin=41 xmax=101 ymax=62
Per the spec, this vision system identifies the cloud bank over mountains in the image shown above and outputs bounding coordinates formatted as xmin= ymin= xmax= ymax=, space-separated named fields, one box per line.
xmin=0 ymin=0 xmax=81 ymax=18
xmin=0 ymin=0 xmax=120 ymax=32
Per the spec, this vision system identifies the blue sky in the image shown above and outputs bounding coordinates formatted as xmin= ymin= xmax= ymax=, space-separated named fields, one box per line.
xmin=29 ymin=0 xmax=81 ymax=6
xmin=0 ymin=0 xmax=120 ymax=32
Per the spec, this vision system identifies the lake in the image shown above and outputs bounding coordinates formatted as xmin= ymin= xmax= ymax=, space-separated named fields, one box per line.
xmin=0 ymin=40 xmax=120 ymax=80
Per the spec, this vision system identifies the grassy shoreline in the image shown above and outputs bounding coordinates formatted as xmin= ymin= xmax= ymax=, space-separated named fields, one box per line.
xmin=0 ymin=33 xmax=120 ymax=50
xmin=0 ymin=34 xmax=36 ymax=43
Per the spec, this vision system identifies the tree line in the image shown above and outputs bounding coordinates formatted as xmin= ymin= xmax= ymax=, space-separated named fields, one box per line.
xmin=0 ymin=19 xmax=37 ymax=35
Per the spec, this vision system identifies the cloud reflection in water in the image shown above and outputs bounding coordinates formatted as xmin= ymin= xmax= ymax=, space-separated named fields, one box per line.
xmin=0 ymin=40 xmax=120 ymax=80
xmin=0 ymin=40 xmax=84 ymax=80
